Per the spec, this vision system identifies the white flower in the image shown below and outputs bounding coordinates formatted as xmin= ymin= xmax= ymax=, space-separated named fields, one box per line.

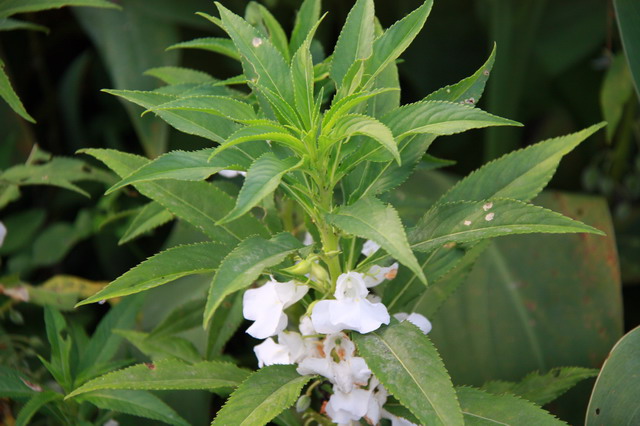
xmin=303 ymin=232 xmax=314 ymax=246
xmin=0 ymin=221 xmax=6 ymax=248
xmin=218 ymin=169 xmax=246 ymax=178
xmin=361 ymin=240 xmax=380 ymax=257
xmin=299 ymin=315 xmax=316 ymax=336
xmin=325 ymin=388 xmax=371 ymax=424
xmin=297 ymin=333 xmax=371 ymax=393
xmin=393 ymin=312 xmax=432 ymax=335
xmin=363 ymin=262 xmax=399 ymax=288
xmin=311 ymin=272 xmax=390 ymax=334
xmin=254 ymin=338 xmax=291 ymax=368
xmin=243 ymin=279 xmax=308 ymax=339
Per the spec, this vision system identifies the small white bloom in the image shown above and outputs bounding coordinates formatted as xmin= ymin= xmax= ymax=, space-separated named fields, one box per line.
xmin=254 ymin=338 xmax=291 ymax=368
xmin=103 ymin=420 xmax=119 ymax=426
xmin=303 ymin=232 xmax=314 ymax=246
xmin=325 ymin=388 xmax=371 ymax=424
xmin=0 ymin=221 xmax=6 ymax=248
xmin=394 ymin=312 xmax=432 ymax=335
xmin=277 ymin=331 xmax=315 ymax=363
xmin=361 ymin=240 xmax=380 ymax=257
xmin=218 ymin=169 xmax=247 ymax=178
xmin=299 ymin=315 xmax=316 ymax=336
xmin=243 ymin=280 xmax=308 ymax=339
xmin=311 ymin=272 xmax=390 ymax=334
xmin=363 ymin=262 xmax=399 ymax=287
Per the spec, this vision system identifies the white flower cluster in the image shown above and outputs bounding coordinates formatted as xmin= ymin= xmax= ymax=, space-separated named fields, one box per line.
xmin=242 ymin=240 xmax=431 ymax=425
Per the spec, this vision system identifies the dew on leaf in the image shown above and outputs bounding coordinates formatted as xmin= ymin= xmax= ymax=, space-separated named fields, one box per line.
xmin=252 ymin=37 xmax=263 ymax=47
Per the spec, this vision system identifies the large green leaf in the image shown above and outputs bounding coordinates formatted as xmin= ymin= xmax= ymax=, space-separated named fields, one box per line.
xmin=614 ymin=0 xmax=640 ymax=99
xmin=333 ymin=114 xmax=401 ymax=164
xmin=212 ymin=121 xmax=304 ymax=157
xmin=79 ymin=389 xmax=189 ymax=426
xmin=408 ymin=199 xmax=603 ymax=253
xmin=456 ymin=387 xmax=565 ymax=425
xmin=289 ymin=0 xmax=320 ymax=54
xmin=119 ymin=202 xmax=174 ymax=245
xmin=206 ymin=292 xmax=244 ymax=358
xmin=245 ymin=2 xmax=290 ymax=62
xmin=145 ymin=66 xmax=214 ymax=85
xmin=290 ymin=35 xmax=315 ymax=129
xmin=330 ymin=0 xmax=375 ymax=87
xmin=353 ymin=321 xmax=463 ymax=425
xmin=15 ymin=391 xmax=63 ymax=426
xmin=150 ymin=299 xmax=205 ymax=339
xmin=428 ymin=192 xmax=622 ymax=416
xmin=75 ymin=0 xmax=178 ymax=157
xmin=77 ymin=242 xmax=227 ymax=306
xmin=216 ymin=3 xmax=293 ymax=106
xmin=147 ymin=95 xmax=258 ymax=122
xmin=117 ymin=330 xmax=202 ymax=364
xmin=204 ymin=232 xmax=303 ymax=326
xmin=219 ymin=153 xmax=299 ymax=224
xmin=586 ymin=326 xmax=640 ymax=425
xmin=0 ymin=58 xmax=35 ymax=122
xmin=81 ymin=149 xmax=269 ymax=244
xmin=67 ymin=359 xmax=250 ymax=397
xmin=481 ymin=367 xmax=599 ymax=406
xmin=167 ymin=37 xmax=240 ymax=61
xmin=437 ymin=124 xmax=606 ymax=204
xmin=212 ymin=365 xmax=313 ymax=426
xmin=0 ymin=0 xmax=118 ymax=17
xmin=326 ymin=197 xmax=426 ymax=283
xmin=383 ymin=101 xmax=521 ymax=140
xmin=362 ymin=0 xmax=432 ymax=84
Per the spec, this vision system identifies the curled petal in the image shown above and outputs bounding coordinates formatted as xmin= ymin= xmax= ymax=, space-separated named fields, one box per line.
xmin=246 ymin=311 xmax=287 ymax=340
xmin=326 ymin=388 xmax=371 ymax=424
xmin=254 ymin=338 xmax=291 ymax=368
xmin=394 ymin=312 xmax=432 ymax=335
xmin=361 ymin=240 xmax=380 ymax=257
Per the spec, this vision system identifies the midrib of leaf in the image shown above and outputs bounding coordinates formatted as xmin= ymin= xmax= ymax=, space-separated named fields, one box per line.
xmin=462 ymin=411 xmax=509 ymax=425
xmin=486 ymin=245 xmax=545 ymax=371
xmin=372 ymin=329 xmax=449 ymax=424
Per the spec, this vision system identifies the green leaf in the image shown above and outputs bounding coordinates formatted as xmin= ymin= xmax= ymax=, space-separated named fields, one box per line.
xmin=330 ymin=0 xmax=375 ymax=87
xmin=0 ymin=366 xmax=40 ymax=398
xmin=204 ymin=232 xmax=303 ymax=327
xmin=119 ymin=202 xmax=174 ymax=245
xmin=67 ymin=359 xmax=249 ymax=397
xmin=206 ymin=292 xmax=244 ymax=358
xmin=481 ymin=367 xmax=599 ymax=406
xmin=144 ymin=66 xmax=214 ymax=85
xmin=333 ymin=114 xmax=400 ymax=164
xmin=146 ymin=95 xmax=258 ymax=122
xmin=105 ymin=148 xmax=247 ymax=194
xmin=614 ymin=0 xmax=640 ymax=99
xmin=15 ymin=391 xmax=63 ymax=426
xmin=0 ymin=58 xmax=35 ymax=122
xmin=167 ymin=37 xmax=241 ymax=61
xmin=117 ymin=330 xmax=201 ymax=364
xmin=77 ymin=242 xmax=227 ymax=306
xmin=79 ymin=389 xmax=189 ymax=426
xmin=382 ymin=101 xmax=521 ymax=140
xmin=586 ymin=326 xmax=640 ymax=425
xmin=291 ymin=36 xmax=315 ymax=129
xmin=353 ymin=321 xmax=463 ymax=425
xmin=216 ymin=2 xmax=293 ymax=106
xmin=0 ymin=0 xmax=118 ymax=18
xmin=43 ymin=307 xmax=73 ymax=392
xmin=76 ymin=296 xmax=143 ymax=385
xmin=245 ymin=2 xmax=290 ymax=62
xmin=104 ymin=89 xmax=237 ymax=143
xmin=362 ymin=0 xmax=432 ymax=85
xmin=219 ymin=153 xmax=299 ymax=224
xmin=600 ymin=54 xmax=634 ymax=140
xmin=326 ymin=197 xmax=426 ymax=284
xmin=151 ymin=299 xmax=205 ymax=339
xmin=0 ymin=17 xmax=49 ymax=32
xmin=212 ymin=365 xmax=313 ymax=426
xmin=213 ymin=121 xmax=304 ymax=157
xmin=408 ymin=199 xmax=604 ymax=253
xmin=456 ymin=387 xmax=565 ymax=425
xmin=437 ymin=124 xmax=606 ymax=204
xmin=81 ymin=149 xmax=269 ymax=244
xmin=289 ymin=0 xmax=321 ymax=54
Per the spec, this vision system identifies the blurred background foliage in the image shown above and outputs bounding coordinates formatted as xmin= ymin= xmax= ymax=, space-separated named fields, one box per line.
xmin=0 ymin=0 xmax=638 ymax=424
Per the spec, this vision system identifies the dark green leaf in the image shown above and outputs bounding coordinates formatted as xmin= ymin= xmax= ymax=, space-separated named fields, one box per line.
xmin=144 ymin=66 xmax=214 ymax=85
xmin=167 ymin=37 xmax=240 ymax=61
xmin=15 ymin=391 xmax=63 ymax=426
xmin=119 ymin=202 xmax=174 ymax=245
xmin=289 ymin=0 xmax=321 ymax=54
xmin=0 ymin=0 xmax=118 ymax=18
xmin=614 ymin=0 xmax=640 ymax=99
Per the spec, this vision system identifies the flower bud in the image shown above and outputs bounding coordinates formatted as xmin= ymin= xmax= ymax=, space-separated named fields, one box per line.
xmin=296 ymin=395 xmax=311 ymax=412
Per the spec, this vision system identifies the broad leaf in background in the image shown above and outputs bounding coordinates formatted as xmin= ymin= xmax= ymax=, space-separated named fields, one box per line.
xmin=614 ymin=0 xmax=640 ymax=99
xmin=354 ymin=321 xmax=463 ymax=426
xmin=212 ymin=365 xmax=313 ymax=426
xmin=586 ymin=326 xmax=640 ymax=425
xmin=68 ymin=359 xmax=250 ymax=397
xmin=456 ymin=387 xmax=564 ymax=425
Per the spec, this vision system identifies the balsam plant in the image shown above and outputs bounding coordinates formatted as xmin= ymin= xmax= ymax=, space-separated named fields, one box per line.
xmin=7 ymin=0 xmax=610 ymax=424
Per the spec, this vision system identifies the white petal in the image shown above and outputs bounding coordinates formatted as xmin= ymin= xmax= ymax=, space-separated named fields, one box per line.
xmin=299 ymin=315 xmax=316 ymax=336
xmin=361 ymin=240 xmax=380 ymax=257
xmin=334 ymin=272 xmax=368 ymax=301
xmin=277 ymin=331 xmax=308 ymax=363
xmin=275 ymin=281 xmax=309 ymax=309
xmin=394 ymin=312 xmax=432 ymax=335
xmin=363 ymin=262 xmax=399 ymax=288
xmin=328 ymin=299 xmax=390 ymax=334
xmin=381 ymin=409 xmax=419 ymax=426
xmin=333 ymin=357 xmax=371 ymax=392
xmin=297 ymin=357 xmax=333 ymax=379
xmin=246 ymin=311 xmax=287 ymax=339
xmin=323 ymin=332 xmax=356 ymax=361
xmin=326 ymin=388 xmax=371 ymax=423
xmin=218 ymin=169 xmax=244 ymax=178
xmin=254 ymin=338 xmax=291 ymax=368
xmin=303 ymin=232 xmax=314 ymax=246
xmin=243 ymin=282 xmax=282 ymax=321
xmin=311 ymin=300 xmax=344 ymax=334
xmin=0 ymin=221 xmax=6 ymax=248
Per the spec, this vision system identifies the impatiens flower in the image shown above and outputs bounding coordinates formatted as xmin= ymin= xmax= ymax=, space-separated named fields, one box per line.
xmin=311 ymin=272 xmax=390 ymax=334
xmin=394 ymin=312 xmax=432 ymax=335
xmin=243 ymin=279 xmax=308 ymax=339
xmin=361 ymin=240 xmax=380 ymax=257
xmin=325 ymin=388 xmax=371 ymax=424
xmin=363 ymin=262 xmax=399 ymax=287
xmin=297 ymin=333 xmax=371 ymax=393
xmin=0 ymin=221 xmax=6 ymax=248
xmin=218 ymin=169 xmax=246 ymax=178
xmin=254 ymin=338 xmax=291 ymax=368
